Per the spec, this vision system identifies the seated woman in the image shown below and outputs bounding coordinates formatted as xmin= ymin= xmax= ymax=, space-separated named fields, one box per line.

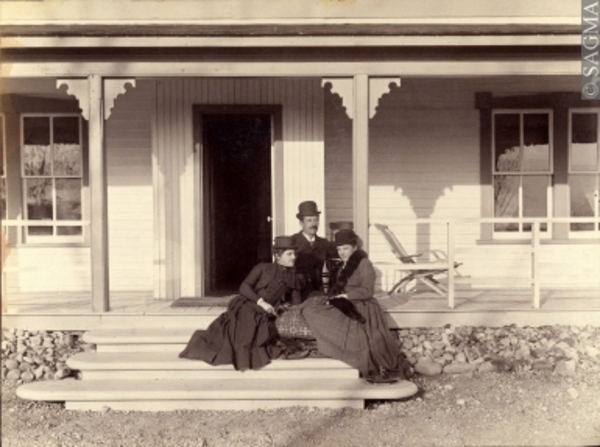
xmin=179 ymin=236 xmax=302 ymax=371
xmin=301 ymin=229 xmax=412 ymax=383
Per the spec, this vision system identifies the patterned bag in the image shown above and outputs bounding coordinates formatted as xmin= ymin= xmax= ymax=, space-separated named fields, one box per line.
xmin=275 ymin=305 xmax=314 ymax=340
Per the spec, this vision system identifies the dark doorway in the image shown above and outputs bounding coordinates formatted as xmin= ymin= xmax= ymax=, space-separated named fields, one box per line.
xmin=202 ymin=113 xmax=272 ymax=293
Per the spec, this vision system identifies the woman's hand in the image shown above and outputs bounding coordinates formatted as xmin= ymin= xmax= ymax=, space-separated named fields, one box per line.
xmin=257 ymin=298 xmax=276 ymax=314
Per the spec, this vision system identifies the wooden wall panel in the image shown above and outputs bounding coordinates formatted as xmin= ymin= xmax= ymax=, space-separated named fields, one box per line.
xmin=155 ymin=78 xmax=325 ymax=299
xmin=5 ymin=80 xmax=155 ymax=296
xmin=324 ymin=76 xmax=600 ymax=291
xmin=105 ymin=79 xmax=154 ymax=292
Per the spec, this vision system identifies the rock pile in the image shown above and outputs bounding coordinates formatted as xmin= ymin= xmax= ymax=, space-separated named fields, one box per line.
xmin=2 ymin=325 xmax=599 ymax=383
xmin=396 ymin=324 xmax=600 ymax=376
xmin=2 ymin=329 xmax=94 ymax=383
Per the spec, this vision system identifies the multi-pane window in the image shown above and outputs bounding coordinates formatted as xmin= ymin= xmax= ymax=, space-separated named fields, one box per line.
xmin=570 ymin=110 xmax=600 ymax=234
xmin=0 ymin=114 xmax=5 ymax=221
xmin=21 ymin=115 xmax=83 ymax=242
xmin=493 ymin=111 xmax=553 ymax=235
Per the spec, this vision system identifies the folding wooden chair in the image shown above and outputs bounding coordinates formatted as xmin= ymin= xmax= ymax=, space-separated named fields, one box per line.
xmin=373 ymin=223 xmax=463 ymax=296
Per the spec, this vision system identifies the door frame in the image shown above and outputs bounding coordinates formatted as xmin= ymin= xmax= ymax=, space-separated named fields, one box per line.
xmin=192 ymin=104 xmax=283 ymax=295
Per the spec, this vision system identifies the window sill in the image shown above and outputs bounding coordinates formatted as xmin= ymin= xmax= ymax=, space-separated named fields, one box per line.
xmin=10 ymin=243 xmax=90 ymax=249
xmin=476 ymin=238 xmax=600 ymax=245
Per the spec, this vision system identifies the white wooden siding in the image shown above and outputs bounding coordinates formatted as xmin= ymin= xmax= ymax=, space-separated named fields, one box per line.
xmin=154 ymin=78 xmax=325 ymax=299
xmin=324 ymin=76 xmax=600 ymax=291
xmin=4 ymin=80 xmax=155 ymax=296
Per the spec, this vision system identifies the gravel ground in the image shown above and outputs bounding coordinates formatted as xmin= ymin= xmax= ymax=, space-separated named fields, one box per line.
xmin=2 ymin=370 xmax=599 ymax=447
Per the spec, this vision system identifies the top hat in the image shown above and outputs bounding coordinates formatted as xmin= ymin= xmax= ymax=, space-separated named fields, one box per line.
xmin=334 ymin=229 xmax=358 ymax=247
xmin=296 ymin=201 xmax=321 ymax=219
xmin=273 ymin=236 xmax=297 ymax=250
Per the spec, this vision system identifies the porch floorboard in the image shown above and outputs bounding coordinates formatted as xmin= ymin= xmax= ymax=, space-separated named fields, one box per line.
xmin=2 ymin=288 xmax=599 ymax=330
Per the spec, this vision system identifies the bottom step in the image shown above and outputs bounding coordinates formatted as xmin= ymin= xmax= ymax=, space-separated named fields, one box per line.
xmin=17 ymin=378 xmax=419 ymax=411
xmin=66 ymin=399 xmax=365 ymax=411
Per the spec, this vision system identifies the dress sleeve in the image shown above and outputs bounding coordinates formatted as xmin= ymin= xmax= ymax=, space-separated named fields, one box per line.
xmin=239 ymin=263 xmax=264 ymax=302
xmin=346 ymin=258 xmax=376 ymax=301
xmin=289 ymin=274 xmax=305 ymax=305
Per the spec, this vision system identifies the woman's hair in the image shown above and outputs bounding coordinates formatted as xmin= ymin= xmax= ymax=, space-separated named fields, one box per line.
xmin=272 ymin=248 xmax=287 ymax=257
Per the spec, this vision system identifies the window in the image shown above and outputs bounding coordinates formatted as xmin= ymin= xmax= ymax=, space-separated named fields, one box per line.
xmin=570 ymin=109 xmax=600 ymax=234
xmin=492 ymin=110 xmax=552 ymax=235
xmin=0 ymin=114 xmax=5 ymax=221
xmin=21 ymin=114 xmax=83 ymax=243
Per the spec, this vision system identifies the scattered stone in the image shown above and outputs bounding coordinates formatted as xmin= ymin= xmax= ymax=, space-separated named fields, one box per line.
xmin=5 ymin=325 xmax=600 ymax=384
xmin=567 ymin=387 xmax=579 ymax=399
xmin=20 ymin=371 xmax=35 ymax=383
xmin=554 ymin=360 xmax=577 ymax=376
xmin=454 ymin=352 xmax=467 ymax=363
xmin=61 ymin=334 xmax=75 ymax=349
xmin=515 ymin=345 xmax=531 ymax=360
xmin=532 ymin=359 xmax=554 ymax=371
xmin=55 ymin=366 xmax=71 ymax=380
xmin=415 ymin=359 xmax=443 ymax=376
xmin=442 ymin=352 xmax=455 ymax=363
xmin=6 ymin=369 xmax=21 ymax=381
xmin=477 ymin=361 xmax=496 ymax=373
xmin=34 ymin=365 xmax=45 ymax=380
xmin=456 ymin=399 xmax=466 ymax=406
xmin=5 ymin=359 xmax=19 ymax=370
xmin=444 ymin=363 xmax=477 ymax=374
xmin=2 ymin=329 xmax=93 ymax=383
xmin=585 ymin=346 xmax=598 ymax=358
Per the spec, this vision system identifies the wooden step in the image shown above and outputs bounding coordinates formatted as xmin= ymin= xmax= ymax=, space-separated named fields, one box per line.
xmin=17 ymin=377 xmax=419 ymax=411
xmin=67 ymin=352 xmax=358 ymax=380
xmin=83 ymin=328 xmax=197 ymax=352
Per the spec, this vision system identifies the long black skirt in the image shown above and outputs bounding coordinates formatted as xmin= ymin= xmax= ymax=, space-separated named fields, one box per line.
xmin=178 ymin=296 xmax=283 ymax=371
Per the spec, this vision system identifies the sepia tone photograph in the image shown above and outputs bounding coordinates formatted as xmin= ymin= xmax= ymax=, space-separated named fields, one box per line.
xmin=1 ymin=0 xmax=599 ymax=445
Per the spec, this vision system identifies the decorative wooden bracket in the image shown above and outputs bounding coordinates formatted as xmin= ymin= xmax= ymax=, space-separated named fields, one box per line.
xmin=104 ymin=78 xmax=136 ymax=119
xmin=56 ymin=78 xmax=136 ymax=120
xmin=322 ymin=77 xmax=401 ymax=120
xmin=369 ymin=77 xmax=401 ymax=118
xmin=56 ymin=79 xmax=89 ymax=120
xmin=322 ymin=78 xmax=354 ymax=119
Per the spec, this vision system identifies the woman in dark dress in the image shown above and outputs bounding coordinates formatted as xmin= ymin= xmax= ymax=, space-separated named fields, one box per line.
xmin=179 ymin=236 xmax=302 ymax=371
xmin=301 ymin=229 xmax=412 ymax=383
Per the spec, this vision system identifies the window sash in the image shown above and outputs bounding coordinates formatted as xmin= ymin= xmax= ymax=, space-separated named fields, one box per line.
xmin=569 ymin=109 xmax=600 ymax=174
xmin=492 ymin=109 xmax=553 ymax=237
xmin=493 ymin=174 xmax=551 ymax=235
xmin=492 ymin=110 xmax=554 ymax=175
xmin=568 ymin=109 xmax=600 ymax=234
xmin=20 ymin=114 xmax=84 ymax=243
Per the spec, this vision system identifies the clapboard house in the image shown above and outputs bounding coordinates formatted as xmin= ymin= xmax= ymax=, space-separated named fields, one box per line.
xmin=1 ymin=0 xmax=599 ymax=411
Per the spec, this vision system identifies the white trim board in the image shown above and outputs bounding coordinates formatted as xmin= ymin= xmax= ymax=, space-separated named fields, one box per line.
xmin=1 ymin=60 xmax=580 ymax=78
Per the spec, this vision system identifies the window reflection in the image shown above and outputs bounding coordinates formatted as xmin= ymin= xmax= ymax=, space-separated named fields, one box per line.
xmin=570 ymin=175 xmax=596 ymax=231
xmin=571 ymin=113 xmax=598 ymax=172
xmin=22 ymin=115 xmax=83 ymax=240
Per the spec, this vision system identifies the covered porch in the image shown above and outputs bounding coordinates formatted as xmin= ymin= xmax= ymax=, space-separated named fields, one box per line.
xmin=2 ymin=12 xmax=598 ymax=327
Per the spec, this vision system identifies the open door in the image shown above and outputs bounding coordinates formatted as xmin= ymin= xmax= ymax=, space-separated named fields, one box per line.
xmin=201 ymin=112 xmax=273 ymax=294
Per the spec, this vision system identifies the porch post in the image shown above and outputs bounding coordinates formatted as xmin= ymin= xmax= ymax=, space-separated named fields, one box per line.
xmin=88 ymin=74 xmax=110 ymax=312
xmin=353 ymin=74 xmax=370 ymax=247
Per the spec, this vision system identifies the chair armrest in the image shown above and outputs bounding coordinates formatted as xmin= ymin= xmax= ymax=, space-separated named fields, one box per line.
xmin=400 ymin=253 xmax=422 ymax=262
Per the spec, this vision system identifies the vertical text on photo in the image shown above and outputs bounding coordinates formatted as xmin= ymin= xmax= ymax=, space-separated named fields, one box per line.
xmin=583 ymin=0 xmax=600 ymax=99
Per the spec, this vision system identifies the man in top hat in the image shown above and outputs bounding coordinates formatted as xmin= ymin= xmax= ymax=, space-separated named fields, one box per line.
xmin=291 ymin=201 xmax=337 ymax=300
